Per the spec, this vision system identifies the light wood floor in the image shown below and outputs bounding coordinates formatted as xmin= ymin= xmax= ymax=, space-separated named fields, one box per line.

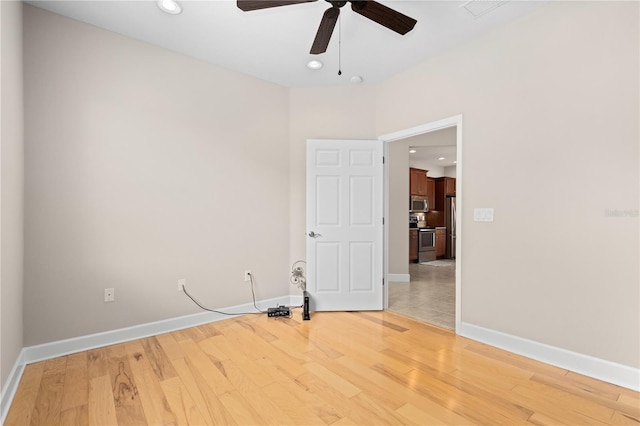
xmin=6 ymin=311 xmax=639 ymax=425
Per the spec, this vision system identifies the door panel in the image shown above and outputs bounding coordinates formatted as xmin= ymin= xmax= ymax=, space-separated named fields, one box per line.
xmin=307 ymin=139 xmax=383 ymax=311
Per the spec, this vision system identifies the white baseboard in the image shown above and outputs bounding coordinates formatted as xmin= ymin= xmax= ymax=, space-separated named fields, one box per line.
xmin=1 ymin=349 xmax=26 ymax=424
xmin=0 ymin=294 xmax=292 ymax=423
xmin=458 ymin=322 xmax=640 ymax=392
xmin=387 ymin=274 xmax=410 ymax=282
xmin=23 ymin=295 xmax=291 ymax=364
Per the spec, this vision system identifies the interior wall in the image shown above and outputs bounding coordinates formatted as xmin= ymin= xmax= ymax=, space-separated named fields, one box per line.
xmin=388 ymin=139 xmax=410 ymax=276
xmin=377 ymin=1 xmax=639 ymax=368
xmin=288 ymin=86 xmax=377 ymax=287
xmin=23 ymin=6 xmax=290 ymax=346
xmin=0 ymin=0 xmax=24 ymax=387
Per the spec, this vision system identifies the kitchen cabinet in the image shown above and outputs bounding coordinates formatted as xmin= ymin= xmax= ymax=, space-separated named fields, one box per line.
xmin=444 ymin=177 xmax=456 ymax=196
xmin=410 ymin=168 xmax=436 ymax=208
xmin=409 ymin=229 xmax=418 ymax=263
xmin=426 ymin=178 xmax=435 ymax=211
xmin=435 ymin=228 xmax=446 ymax=258
xmin=435 ymin=177 xmax=455 ymax=211
xmin=410 ymin=168 xmax=427 ymax=196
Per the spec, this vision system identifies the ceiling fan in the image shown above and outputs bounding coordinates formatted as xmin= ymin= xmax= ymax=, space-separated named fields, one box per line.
xmin=237 ymin=0 xmax=417 ymax=55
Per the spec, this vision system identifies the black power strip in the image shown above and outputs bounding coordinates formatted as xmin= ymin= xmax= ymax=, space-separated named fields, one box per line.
xmin=267 ymin=305 xmax=290 ymax=317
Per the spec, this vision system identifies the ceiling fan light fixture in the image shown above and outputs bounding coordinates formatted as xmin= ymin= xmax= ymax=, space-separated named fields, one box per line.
xmin=157 ymin=0 xmax=182 ymax=15
xmin=307 ymin=60 xmax=324 ymax=70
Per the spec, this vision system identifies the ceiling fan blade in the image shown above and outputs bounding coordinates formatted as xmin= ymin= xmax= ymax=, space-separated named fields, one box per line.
xmin=237 ymin=0 xmax=317 ymax=12
xmin=310 ymin=6 xmax=340 ymax=55
xmin=350 ymin=1 xmax=416 ymax=35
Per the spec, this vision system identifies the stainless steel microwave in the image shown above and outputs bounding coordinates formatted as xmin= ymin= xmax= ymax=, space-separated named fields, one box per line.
xmin=410 ymin=195 xmax=429 ymax=212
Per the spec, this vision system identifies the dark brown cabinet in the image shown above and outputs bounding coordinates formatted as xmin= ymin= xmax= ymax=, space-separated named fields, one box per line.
xmin=435 ymin=228 xmax=446 ymax=258
xmin=409 ymin=229 xmax=418 ymax=263
xmin=409 ymin=168 xmax=427 ymax=196
xmin=426 ymin=177 xmax=435 ymax=210
xmin=445 ymin=177 xmax=456 ymax=196
xmin=435 ymin=177 xmax=456 ymax=211
xmin=410 ymin=168 xmax=435 ymax=209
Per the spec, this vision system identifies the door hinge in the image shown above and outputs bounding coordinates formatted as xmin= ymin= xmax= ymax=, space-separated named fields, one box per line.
xmin=382 ymin=278 xmax=385 ymax=286
xmin=382 ymin=217 xmax=385 ymax=225
xmin=382 ymin=156 xmax=385 ymax=164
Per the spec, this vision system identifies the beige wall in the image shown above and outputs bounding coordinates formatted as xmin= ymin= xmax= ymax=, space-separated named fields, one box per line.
xmin=388 ymin=139 xmax=410 ymax=275
xmin=288 ymin=86 xmax=377 ymax=277
xmin=23 ymin=6 xmax=290 ymax=345
xmin=1 ymin=0 xmax=24 ymax=387
xmin=378 ymin=1 xmax=639 ymax=368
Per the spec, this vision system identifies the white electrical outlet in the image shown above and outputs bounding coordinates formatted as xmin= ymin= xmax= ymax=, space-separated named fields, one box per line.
xmin=178 ymin=278 xmax=185 ymax=291
xmin=244 ymin=270 xmax=251 ymax=282
xmin=104 ymin=288 xmax=115 ymax=302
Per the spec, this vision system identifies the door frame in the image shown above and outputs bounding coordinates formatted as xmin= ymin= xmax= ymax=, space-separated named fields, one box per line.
xmin=379 ymin=114 xmax=463 ymax=331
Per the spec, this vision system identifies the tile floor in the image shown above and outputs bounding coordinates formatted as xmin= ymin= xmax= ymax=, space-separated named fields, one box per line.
xmin=388 ymin=261 xmax=455 ymax=330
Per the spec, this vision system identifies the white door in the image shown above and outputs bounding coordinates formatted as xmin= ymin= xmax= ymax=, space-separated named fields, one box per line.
xmin=306 ymin=139 xmax=383 ymax=311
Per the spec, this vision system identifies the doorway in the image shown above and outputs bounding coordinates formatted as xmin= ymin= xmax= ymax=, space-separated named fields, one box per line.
xmin=380 ymin=115 xmax=462 ymax=331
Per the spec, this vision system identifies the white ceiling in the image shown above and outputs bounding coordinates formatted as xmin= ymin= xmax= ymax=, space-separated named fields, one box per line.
xmin=27 ymin=0 xmax=546 ymax=88
xmin=406 ymin=126 xmax=457 ymax=168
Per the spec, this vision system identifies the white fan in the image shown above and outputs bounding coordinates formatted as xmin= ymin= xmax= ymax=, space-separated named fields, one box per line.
xmin=290 ymin=260 xmax=306 ymax=291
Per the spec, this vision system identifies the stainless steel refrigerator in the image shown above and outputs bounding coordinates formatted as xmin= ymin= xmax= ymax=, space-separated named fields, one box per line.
xmin=445 ymin=196 xmax=456 ymax=259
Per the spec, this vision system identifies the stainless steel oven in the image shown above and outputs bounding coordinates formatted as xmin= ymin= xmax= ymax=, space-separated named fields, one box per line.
xmin=418 ymin=228 xmax=436 ymax=262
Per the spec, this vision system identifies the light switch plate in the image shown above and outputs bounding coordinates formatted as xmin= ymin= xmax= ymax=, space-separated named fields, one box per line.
xmin=474 ymin=208 xmax=494 ymax=222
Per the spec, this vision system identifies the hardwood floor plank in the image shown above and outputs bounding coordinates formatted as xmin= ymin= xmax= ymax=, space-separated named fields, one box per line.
xmin=611 ymin=410 xmax=640 ymax=425
xmin=167 ymin=357 xmax=214 ymax=424
xmin=154 ymin=332 xmax=187 ymax=361
xmin=86 ymin=348 xmax=109 ymax=380
xmin=236 ymin=316 xmax=279 ymax=342
xmin=532 ymin=372 xmax=640 ymax=418
xmin=218 ymin=391 xmax=267 ymax=425
xmin=60 ymin=404 xmax=89 ymax=425
xmin=511 ymin=379 xmax=617 ymax=423
xmin=303 ymin=362 xmax=361 ymax=398
xmin=107 ymin=345 xmax=147 ymax=425
xmin=566 ymin=370 xmax=640 ymax=399
xmin=60 ymin=352 xmax=88 ymax=412
xmin=618 ymin=393 xmax=640 ymax=413
xmin=181 ymin=356 xmax=238 ymax=424
xmin=29 ymin=357 xmax=66 ymax=426
xmin=140 ymin=336 xmax=178 ymax=381
xmin=4 ymin=362 xmax=46 ymax=426
xmin=88 ymin=375 xmax=117 ymax=426
xmin=177 ymin=338 xmax=236 ymax=396
xmin=261 ymin=382 xmax=327 ymax=425
xmin=160 ymin=376 xmax=208 ymax=425
xmin=124 ymin=341 xmax=178 ymax=426
xmin=394 ymin=402 xmax=452 ymax=425
xmin=202 ymin=333 xmax=278 ymax=388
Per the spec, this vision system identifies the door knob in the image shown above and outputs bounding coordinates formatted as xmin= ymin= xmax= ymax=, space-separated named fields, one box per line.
xmin=308 ymin=231 xmax=322 ymax=238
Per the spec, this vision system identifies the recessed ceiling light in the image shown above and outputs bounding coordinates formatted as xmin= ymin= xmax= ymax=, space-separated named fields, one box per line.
xmin=307 ymin=60 xmax=323 ymax=70
xmin=409 ymin=149 xmax=417 ymax=154
xmin=350 ymin=76 xmax=363 ymax=84
xmin=157 ymin=0 xmax=182 ymax=15
xmin=438 ymin=157 xmax=446 ymax=161
xmin=453 ymin=160 xmax=457 ymax=164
